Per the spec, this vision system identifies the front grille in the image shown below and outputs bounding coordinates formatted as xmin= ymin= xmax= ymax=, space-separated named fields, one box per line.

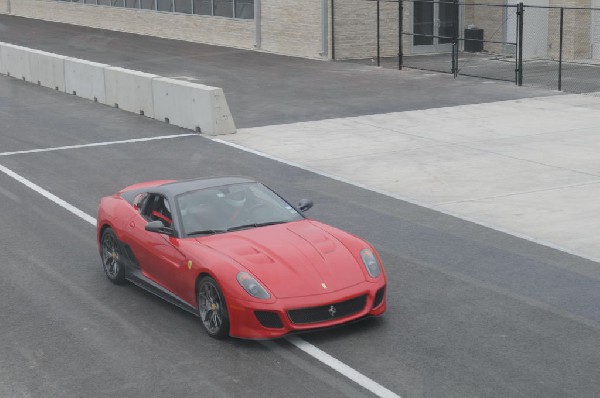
xmin=254 ymin=311 xmax=284 ymax=329
xmin=373 ymin=286 xmax=386 ymax=308
xmin=287 ymin=295 xmax=367 ymax=325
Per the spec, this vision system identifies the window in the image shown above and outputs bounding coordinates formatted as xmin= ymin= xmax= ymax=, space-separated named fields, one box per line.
xmin=193 ymin=0 xmax=211 ymax=15
xmin=47 ymin=0 xmax=253 ymax=19
xmin=235 ymin=0 xmax=253 ymax=19
xmin=140 ymin=0 xmax=155 ymax=10
xmin=174 ymin=0 xmax=193 ymax=14
xmin=156 ymin=0 xmax=172 ymax=12
xmin=143 ymin=195 xmax=173 ymax=228
xmin=213 ymin=0 xmax=233 ymax=18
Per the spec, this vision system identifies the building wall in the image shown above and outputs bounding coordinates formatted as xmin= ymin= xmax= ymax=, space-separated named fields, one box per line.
xmin=332 ymin=0 xmax=400 ymax=60
xmin=0 ymin=0 xmax=596 ymax=61
xmin=560 ymin=0 xmax=592 ymax=59
xmin=260 ymin=0 xmax=324 ymax=59
xmin=464 ymin=1 xmax=509 ymax=54
xmin=593 ymin=0 xmax=600 ymax=59
xmin=0 ymin=0 xmax=256 ymax=50
xmin=0 ymin=0 xmax=329 ymax=60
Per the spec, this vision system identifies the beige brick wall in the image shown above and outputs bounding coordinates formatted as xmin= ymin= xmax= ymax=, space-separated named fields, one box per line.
xmin=1 ymin=0 xmax=256 ymax=50
xmin=2 ymin=0 xmax=595 ymax=61
xmin=260 ymin=0 xmax=324 ymax=59
xmin=463 ymin=0 xmax=594 ymax=60
xmin=333 ymin=0 xmax=400 ymax=60
xmin=559 ymin=1 xmax=593 ymax=59
xmin=463 ymin=2 xmax=509 ymax=54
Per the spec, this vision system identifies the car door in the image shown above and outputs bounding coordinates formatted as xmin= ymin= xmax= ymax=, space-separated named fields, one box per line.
xmin=126 ymin=193 xmax=187 ymax=299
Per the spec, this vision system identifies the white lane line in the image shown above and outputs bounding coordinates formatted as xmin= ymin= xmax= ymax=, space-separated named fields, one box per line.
xmin=0 ymin=134 xmax=198 ymax=156
xmin=212 ymin=138 xmax=600 ymax=264
xmin=287 ymin=336 xmax=401 ymax=398
xmin=0 ymin=164 xmax=96 ymax=225
xmin=0 ymin=163 xmax=401 ymax=398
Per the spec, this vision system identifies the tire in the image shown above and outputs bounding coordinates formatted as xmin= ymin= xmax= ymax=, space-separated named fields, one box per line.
xmin=197 ymin=276 xmax=230 ymax=339
xmin=100 ymin=227 xmax=126 ymax=285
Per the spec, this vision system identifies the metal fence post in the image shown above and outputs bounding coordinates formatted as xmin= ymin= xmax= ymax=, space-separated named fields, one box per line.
xmin=452 ymin=0 xmax=459 ymax=77
xmin=558 ymin=7 xmax=564 ymax=91
xmin=331 ymin=0 xmax=336 ymax=60
xmin=452 ymin=42 xmax=456 ymax=77
xmin=399 ymin=0 xmax=403 ymax=70
xmin=377 ymin=0 xmax=381 ymax=67
xmin=517 ymin=2 xmax=524 ymax=86
xmin=255 ymin=0 xmax=262 ymax=49
xmin=321 ymin=0 xmax=329 ymax=57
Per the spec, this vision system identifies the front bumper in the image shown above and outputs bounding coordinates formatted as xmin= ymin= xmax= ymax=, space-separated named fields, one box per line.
xmin=227 ymin=280 xmax=387 ymax=339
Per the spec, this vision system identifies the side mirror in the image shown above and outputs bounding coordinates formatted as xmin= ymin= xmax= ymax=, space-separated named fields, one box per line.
xmin=298 ymin=199 xmax=314 ymax=212
xmin=145 ymin=220 xmax=174 ymax=236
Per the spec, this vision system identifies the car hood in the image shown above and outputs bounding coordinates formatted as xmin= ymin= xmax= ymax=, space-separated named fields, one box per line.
xmin=199 ymin=220 xmax=366 ymax=299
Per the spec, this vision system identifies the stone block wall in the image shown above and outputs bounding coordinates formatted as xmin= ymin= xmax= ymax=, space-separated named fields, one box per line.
xmin=463 ymin=2 xmax=510 ymax=54
xmin=0 ymin=0 xmax=596 ymax=61
xmin=332 ymin=0 xmax=400 ymax=60
xmin=260 ymin=0 xmax=324 ymax=59
xmin=1 ymin=0 xmax=255 ymax=50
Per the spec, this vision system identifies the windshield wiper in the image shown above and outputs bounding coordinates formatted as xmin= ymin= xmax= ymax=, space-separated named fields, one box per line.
xmin=227 ymin=221 xmax=288 ymax=232
xmin=187 ymin=229 xmax=226 ymax=236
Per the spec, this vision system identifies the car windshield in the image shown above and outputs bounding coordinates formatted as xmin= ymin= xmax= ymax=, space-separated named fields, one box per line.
xmin=176 ymin=182 xmax=304 ymax=236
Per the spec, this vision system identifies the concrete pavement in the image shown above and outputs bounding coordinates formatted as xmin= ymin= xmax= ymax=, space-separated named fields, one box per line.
xmin=221 ymin=93 xmax=600 ymax=268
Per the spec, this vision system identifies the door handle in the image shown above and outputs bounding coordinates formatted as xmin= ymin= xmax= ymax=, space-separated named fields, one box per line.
xmin=130 ymin=221 xmax=135 ymax=228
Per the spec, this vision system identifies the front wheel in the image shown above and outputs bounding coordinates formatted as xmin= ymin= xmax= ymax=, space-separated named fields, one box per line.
xmin=197 ymin=276 xmax=230 ymax=339
xmin=101 ymin=228 xmax=126 ymax=285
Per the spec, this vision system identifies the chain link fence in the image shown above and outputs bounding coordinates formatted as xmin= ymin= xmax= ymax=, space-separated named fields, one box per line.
xmin=334 ymin=0 xmax=600 ymax=94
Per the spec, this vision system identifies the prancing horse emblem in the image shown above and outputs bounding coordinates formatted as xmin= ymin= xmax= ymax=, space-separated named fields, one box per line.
xmin=328 ymin=305 xmax=336 ymax=317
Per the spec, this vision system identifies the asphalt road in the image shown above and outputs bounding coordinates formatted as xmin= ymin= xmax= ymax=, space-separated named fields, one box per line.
xmin=0 ymin=15 xmax=555 ymax=128
xmin=2 ymin=70 xmax=600 ymax=398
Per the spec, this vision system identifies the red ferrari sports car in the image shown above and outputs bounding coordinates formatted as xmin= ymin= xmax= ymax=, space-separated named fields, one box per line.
xmin=97 ymin=177 xmax=386 ymax=339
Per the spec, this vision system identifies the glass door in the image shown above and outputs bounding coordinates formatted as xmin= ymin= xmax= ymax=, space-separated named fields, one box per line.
xmin=412 ymin=0 xmax=459 ymax=54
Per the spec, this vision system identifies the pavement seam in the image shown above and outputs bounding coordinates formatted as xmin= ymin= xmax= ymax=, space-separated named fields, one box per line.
xmin=435 ymin=180 xmax=600 ymax=206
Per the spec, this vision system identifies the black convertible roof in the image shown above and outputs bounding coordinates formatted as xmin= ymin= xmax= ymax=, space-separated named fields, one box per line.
xmin=158 ymin=176 xmax=255 ymax=196
xmin=121 ymin=176 xmax=255 ymax=204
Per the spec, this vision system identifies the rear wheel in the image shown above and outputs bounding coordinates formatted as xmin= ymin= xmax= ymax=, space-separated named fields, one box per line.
xmin=101 ymin=228 xmax=126 ymax=285
xmin=197 ymin=276 xmax=230 ymax=339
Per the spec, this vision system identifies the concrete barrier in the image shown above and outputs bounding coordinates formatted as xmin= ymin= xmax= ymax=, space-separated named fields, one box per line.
xmin=64 ymin=57 xmax=108 ymax=103
xmin=104 ymin=67 xmax=158 ymax=118
xmin=0 ymin=43 xmax=32 ymax=81
xmin=0 ymin=42 xmax=9 ymax=75
xmin=152 ymin=77 xmax=236 ymax=135
xmin=0 ymin=42 xmax=236 ymax=135
xmin=29 ymin=49 xmax=66 ymax=91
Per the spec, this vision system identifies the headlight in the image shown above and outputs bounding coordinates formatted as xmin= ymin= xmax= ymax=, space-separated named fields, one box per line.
xmin=360 ymin=249 xmax=382 ymax=278
xmin=236 ymin=272 xmax=270 ymax=299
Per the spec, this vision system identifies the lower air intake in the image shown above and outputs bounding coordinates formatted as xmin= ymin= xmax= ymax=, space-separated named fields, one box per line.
xmin=254 ymin=311 xmax=284 ymax=329
xmin=287 ymin=295 xmax=367 ymax=325
xmin=373 ymin=286 xmax=386 ymax=308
